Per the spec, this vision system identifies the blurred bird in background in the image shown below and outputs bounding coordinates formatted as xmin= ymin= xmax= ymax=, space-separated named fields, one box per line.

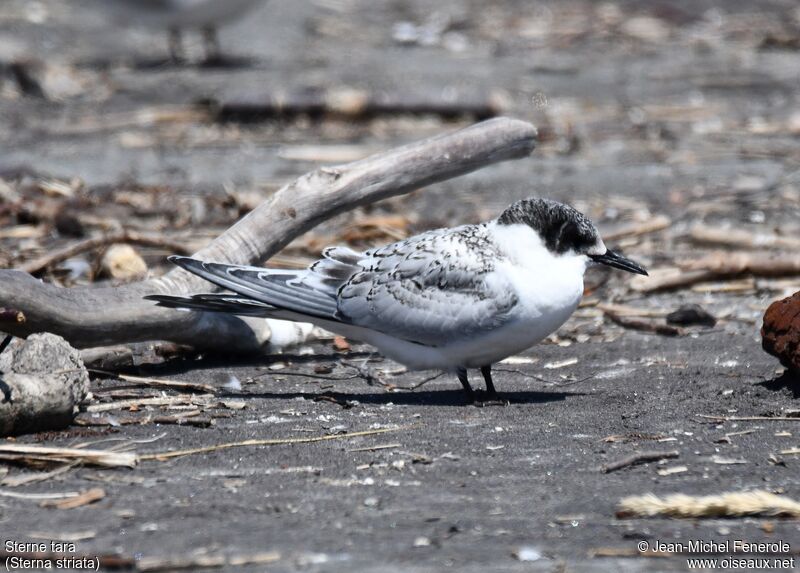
xmin=102 ymin=0 xmax=267 ymax=63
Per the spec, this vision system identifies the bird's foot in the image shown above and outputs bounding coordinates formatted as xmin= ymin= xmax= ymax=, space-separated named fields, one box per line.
xmin=471 ymin=392 xmax=509 ymax=407
xmin=199 ymin=55 xmax=258 ymax=69
xmin=200 ymin=54 xmax=232 ymax=68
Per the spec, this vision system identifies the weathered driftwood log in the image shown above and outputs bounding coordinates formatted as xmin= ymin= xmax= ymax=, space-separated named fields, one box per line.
xmin=689 ymin=226 xmax=800 ymax=251
xmin=0 ymin=333 xmax=89 ymax=435
xmin=630 ymin=252 xmax=800 ymax=293
xmin=0 ymin=118 xmax=537 ymax=352
xmin=762 ymin=290 xmax=800 ymax=373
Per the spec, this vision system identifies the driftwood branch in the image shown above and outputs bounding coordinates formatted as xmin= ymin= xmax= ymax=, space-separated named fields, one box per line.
xmin=689 ymin=226 xmax=800 ymax=251
xmin=0 ymin=118 xmax=537 ymax=351
xmin=630 ymin=252 xmax=800 ymax=293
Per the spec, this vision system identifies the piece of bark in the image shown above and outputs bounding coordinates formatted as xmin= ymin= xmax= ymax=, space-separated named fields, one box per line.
xmin=0 ymin=333 xmax=89 ymax=436
xmin=762 ymin=290 xmax=800 ymax=373
xmin=603 ymin=311 xmax=683 ymax=336
xmin=666 ymin=304 xmax=716 ymax=327
xmin=0 ymin=118 xmax=537 ymax=352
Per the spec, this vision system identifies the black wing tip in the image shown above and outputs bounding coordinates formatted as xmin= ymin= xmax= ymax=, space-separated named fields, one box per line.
xmin=144 ymin=294 xmax=185 ymax=304
xmin=143 ymin=294 xmax=191 ymax=310
xmin=168 ymin=255 xmax=199 ymax=267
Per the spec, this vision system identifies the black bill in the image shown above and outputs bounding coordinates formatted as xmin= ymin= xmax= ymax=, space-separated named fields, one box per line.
xmin=590 ymin=250 xmax=648 ymax=276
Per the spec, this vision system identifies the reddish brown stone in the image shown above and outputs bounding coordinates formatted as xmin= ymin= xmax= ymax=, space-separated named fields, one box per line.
xmin=762 ymin=291 xmax=800 ymax=372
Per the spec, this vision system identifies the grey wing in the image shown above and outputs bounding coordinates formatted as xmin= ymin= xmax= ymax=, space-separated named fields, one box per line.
xmin=337 ymin=225 xmax=519 ymax=346
xmin=160 ymin=246 xmax=364 ymax=321
xmin=156 ymin=227 xmax=517 ymax=347
xmin=146 ymin=293 xmax=278 ymax=317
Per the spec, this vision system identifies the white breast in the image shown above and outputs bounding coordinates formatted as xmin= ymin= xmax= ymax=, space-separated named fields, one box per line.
xmin=446 ymin=222 xmax=586 ymax=367
xmin=490 ymin=221 xmax=587 ymax=325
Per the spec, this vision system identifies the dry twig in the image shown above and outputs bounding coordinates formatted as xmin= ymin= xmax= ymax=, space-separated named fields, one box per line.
xmin=0 ymin=444 xmax=137 ymax=468
xmin=347 ymin=443 xmax=402 ymax=452
xmin=20 ymin=230 xmax=192 ymax=275
xmin=698 ymin=414 xmax=800 ymax=422
xmin=603 ymin=311 xmax=683 ymax=336
xmin=138 ymin=550 xmax=281 ymax=572
xmin=0 ymin=490 xmax=82 ymax=500
xmin=602 ymin=214 xmax=671 ymax=242
xmin=151 ymin=412 xmax=213 ymax=427
xmin=84 ymin=395 xmax=205 ymax=413
xmin=0 ymin=463 xmax=76 ymax=487
xmin=595 ymin=304 xmax=667 ymax=318
xmin=140 ymin=426 xmax=404 ymax=461
xmin=40 ymin=487 xmax=105 ymax=509
xmin=92 ymin=371 xmax=217 ymax=394
xmin=601 ymin=450 xmax=679 ymax=473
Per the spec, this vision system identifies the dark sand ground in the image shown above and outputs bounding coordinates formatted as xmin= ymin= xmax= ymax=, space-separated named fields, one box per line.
xmin=1 ymin=0 xmax=800 ymax=570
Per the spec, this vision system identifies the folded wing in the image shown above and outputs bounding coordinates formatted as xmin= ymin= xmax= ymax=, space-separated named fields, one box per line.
xmin=149 ymin=225 xmax=519 ymax=347
xmin=337 ymin=225 xmax=518 ymax=346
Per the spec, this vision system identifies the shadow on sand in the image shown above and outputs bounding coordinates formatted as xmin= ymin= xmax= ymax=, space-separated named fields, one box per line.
xmin=758 ymin=370 xmax=800 ymax=399
xmin=104 ymin=354 xmax=583 ymax=406
xmin=222 ymin=388 xmax=579 ymax=407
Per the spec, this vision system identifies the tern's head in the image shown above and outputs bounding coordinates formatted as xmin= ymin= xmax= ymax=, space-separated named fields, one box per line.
xmin=497 ymin=197 xmax=648 ymax=275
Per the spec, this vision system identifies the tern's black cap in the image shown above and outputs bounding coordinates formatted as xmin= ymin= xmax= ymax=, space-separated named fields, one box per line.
xmin=497 ymin=197 xmax=599 ymax=255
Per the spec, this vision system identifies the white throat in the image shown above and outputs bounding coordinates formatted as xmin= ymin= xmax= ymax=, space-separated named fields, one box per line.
xmin=488 ymin=221 xmax=590 ymax=275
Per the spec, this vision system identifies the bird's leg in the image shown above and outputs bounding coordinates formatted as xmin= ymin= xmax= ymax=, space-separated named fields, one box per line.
xmin=477 ymin=364 xmax=508 ymax=406
xmin=480 ymin=365 xmax=498 ymax=397
xmin=167 ymin=27 xmax=185 ymax=63
xmin=202 ymin=26 xmax=221 ymax=63
xmin=456 ymin=367 xmax=475 ymax=403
